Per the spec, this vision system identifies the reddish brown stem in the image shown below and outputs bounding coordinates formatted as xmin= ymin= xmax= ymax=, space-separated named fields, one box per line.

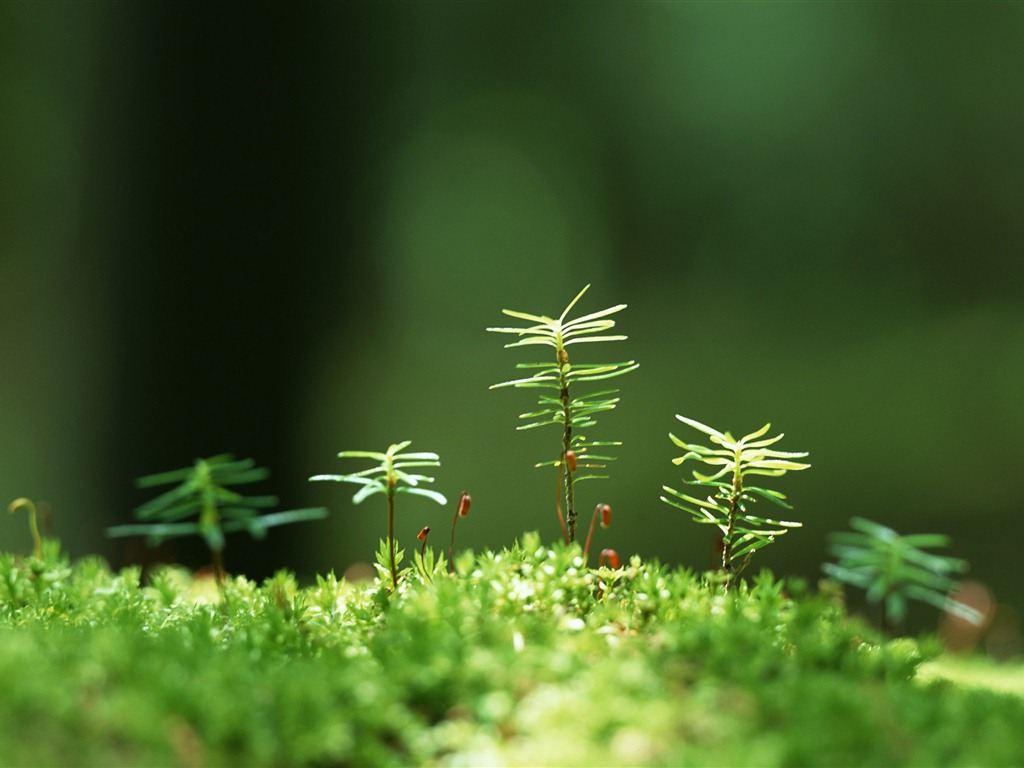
xmin=583 ymin=504 xmax=611 ymax=567
xmin=211 ymin=549 xmax=225 ymax=585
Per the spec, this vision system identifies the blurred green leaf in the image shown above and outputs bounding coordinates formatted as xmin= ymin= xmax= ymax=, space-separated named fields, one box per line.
xmin=110 ymin=454 xmax=326 ymax=574
xmin=824 ymin=516 xmax=979 ymax=630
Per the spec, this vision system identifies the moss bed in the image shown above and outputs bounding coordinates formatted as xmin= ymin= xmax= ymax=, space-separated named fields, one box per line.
xmin=1 ymin=533 xmax=1022 ymax=767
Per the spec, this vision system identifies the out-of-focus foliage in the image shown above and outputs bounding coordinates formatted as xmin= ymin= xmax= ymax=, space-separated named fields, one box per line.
xmin=824 ymin=516 xmax=982 ymax=629
xmin=107 ymin=455 xmax=326 ymax=580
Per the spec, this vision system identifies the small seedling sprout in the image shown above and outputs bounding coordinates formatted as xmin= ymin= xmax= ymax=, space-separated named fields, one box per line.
xmin=661 ymin=416 xmax=809 ymax=592
xmin=310 ymin=441 xmax=446 ymax=590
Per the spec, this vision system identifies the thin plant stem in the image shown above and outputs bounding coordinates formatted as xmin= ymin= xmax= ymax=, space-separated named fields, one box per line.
xmin=582 ymin=505 xmax=600 ymax=566
xmin=420 ymin=527 xmax=430 ymax=560
xmin=385 ymin=451 xmax=400 ymax=590
xmin=557 ymin=347 xmax=576 ymax=541
xmin=8 ymin=498 xmax=43 ymax=559
xmin=722 ymin=467 xmax=741 ymax=593
xmin=449 ymin=506 xmax=458 ymax=573
xmin=211 ymin=549 xmax=225 ymax=585
xmin=554 ymin=461 xmax=569 ymax=544
xmin=388 ymin=491 xmax=398 ymax=590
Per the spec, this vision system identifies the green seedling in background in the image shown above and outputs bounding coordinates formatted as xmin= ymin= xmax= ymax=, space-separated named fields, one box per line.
xmin=488 ymin=284 xmax=637 ymax=543
xmin=108 ymin=454 xmax=326 ymax=582
xmin=661 ymin=416 xmax=810 ymax=591
xmin=823 ymin=516 xmax=983 ymax=632
xmin=310 ymin=441 xmax=447 ymax=590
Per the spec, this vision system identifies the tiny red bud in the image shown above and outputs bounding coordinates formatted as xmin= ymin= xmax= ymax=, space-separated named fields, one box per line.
xmin=457 ymin=492 xmax=471 ymax=517
xmin=565 ymin=450 xmax=577 ymax=473
xmin=417 ymin=526 xmax=430 ymax=541
xmin=599 ymin=548 xmax=620 ymax=569
xmin=600 ymin=504 xmax=612 ymax=528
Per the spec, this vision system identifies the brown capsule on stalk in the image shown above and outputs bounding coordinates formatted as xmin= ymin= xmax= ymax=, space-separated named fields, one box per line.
xmin=565 ymin=450 xmax=577 ymax=473
xmin=599 ymin=548 xmax=621 ymax=569
xmin=457 ymin=492 xmax=471 ymax=517
xmin=417 ymin=526 xmax=430 ymax=541
xmin=600 ymin=504 xmax=612 ymax=528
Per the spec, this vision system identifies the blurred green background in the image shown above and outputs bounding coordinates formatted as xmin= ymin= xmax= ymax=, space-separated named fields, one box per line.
xmin=2 ymin=3 xmax=1022 ymax=636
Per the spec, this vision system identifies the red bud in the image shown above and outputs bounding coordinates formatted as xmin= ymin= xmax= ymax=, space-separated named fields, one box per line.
xmin=599 ymin=548 xmax=620 ymax=569
xmin=600 ymin=504 xmax=612 ymax=528
xmin=565 ymin=450 xmax=577 ymax=473
xmin=457 ymin=492 xmax=471 ymax=517
xmin=417 ymin=526 xmax=430 ymax=541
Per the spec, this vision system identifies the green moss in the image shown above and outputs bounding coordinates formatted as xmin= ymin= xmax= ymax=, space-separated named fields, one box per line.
xmin=0 ymin=535 xmax=1021 ymax=766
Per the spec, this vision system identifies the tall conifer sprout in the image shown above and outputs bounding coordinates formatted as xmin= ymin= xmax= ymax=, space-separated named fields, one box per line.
xmin=488 ymin=285 xmax=637 ymax=542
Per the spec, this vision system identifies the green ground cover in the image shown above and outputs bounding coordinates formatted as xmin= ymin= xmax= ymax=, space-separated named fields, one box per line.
xmin=1 ymin=534 xmax=1021 ymax=767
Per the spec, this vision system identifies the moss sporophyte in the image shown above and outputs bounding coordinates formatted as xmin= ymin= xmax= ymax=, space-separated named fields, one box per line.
xmin=8 ymin=498 xmax=43 ymax=559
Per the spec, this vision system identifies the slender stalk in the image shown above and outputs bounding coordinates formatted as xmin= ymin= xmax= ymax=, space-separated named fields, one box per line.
xmin=554 ymin=461 xmax=569 ymax=544
xmin=448 ymin=491 xmax=471 ymax=573
xmin=8 ymin=498 xmax=42 ymax=559
xmin=557 ymin=346 xmax=576 ymax=541
xmin=722 ymin=455 xmax=743 ymax=593
xmin=211 ymin=549 xmax=225 ymax=585
xmin=450 ymin=505 xmax=459 ymax=573
xmin=449 ymin=497 xmax=462 ymax=573
xmin=418 ymin=526 xmax=430 ymax=561
xmin=199 ymin=492 xmax=225 ymax=584
xmin=383 ymin=450 xmax=400 ymax=590
xmin=387 ymin=490 xmax=398 ymax=590
xmin=582 ymin=504 xmax=601 ymax=566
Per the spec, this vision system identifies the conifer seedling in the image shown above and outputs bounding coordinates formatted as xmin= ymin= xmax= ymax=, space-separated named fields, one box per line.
xmin=661 ymin=416 xmax=809 ymax=591
xmin=108 ymin=454 xmax=327 ymax=582
xmin=823 ymin=516 xmax=983 ymax=631
xmin=488 ymin=285 xmax=637 ymax=542
xmin=310 ymin=441 xmax=446 ymax=590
